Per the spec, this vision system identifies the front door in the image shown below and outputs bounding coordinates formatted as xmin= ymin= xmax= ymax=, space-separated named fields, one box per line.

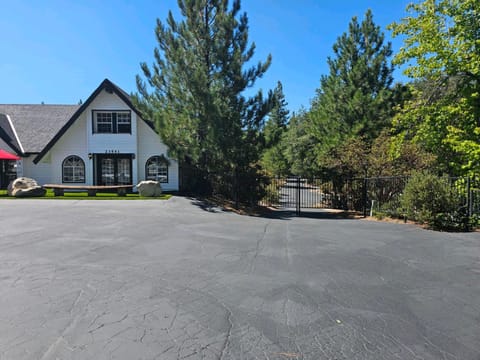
xmin=95 ymin=154 xmax=132 ymax=186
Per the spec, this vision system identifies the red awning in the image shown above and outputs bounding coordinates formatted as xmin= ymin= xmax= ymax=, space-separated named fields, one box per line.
xmin=0 ymin=149 xmax=20 ymax=160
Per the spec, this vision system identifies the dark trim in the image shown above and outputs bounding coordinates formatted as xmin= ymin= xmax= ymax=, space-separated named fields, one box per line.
xmin=145 ymin=155 xmax=169 ymax=183
xmin=62 ymin=155 xmax=86 ymax=184
xmin=33 ymin=79 xmax=151 ymax=164
xmin=95 ymin=153 xmax=133 ymax=186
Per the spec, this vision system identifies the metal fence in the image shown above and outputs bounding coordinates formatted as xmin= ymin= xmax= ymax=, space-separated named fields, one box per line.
xmin=260 ymin=175 xmax=480 ymax=219
xmin=178 ymin=165 xmax=480 ymax=222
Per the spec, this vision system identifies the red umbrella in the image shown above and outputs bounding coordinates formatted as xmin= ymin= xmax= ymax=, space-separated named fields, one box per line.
xmin=0 ymin=149 xmax=20 ymax=160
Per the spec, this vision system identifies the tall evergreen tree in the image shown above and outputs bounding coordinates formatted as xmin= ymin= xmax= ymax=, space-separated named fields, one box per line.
xmin=135 ymin=0 xmax=272 ymax=199
xmin=282 ymin=110 xmax=320 ymax=178
xmin=310 ymin=9 xmax=394 ymax=147
xmin=263 ymin=81 xmax=289 ymax=148
xmin=260 ymin=81 xmax=290 ymax=175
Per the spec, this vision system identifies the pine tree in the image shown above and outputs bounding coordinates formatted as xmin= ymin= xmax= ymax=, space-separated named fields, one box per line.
xmin=263 ymin=81 xmax=289 ymax=148
xmin=311 ymin=9 xmax=394 ymax=145
xmin=260 ymin=81 xmax=290 ymax=175
xmin=135 ymin=0 xmax=272 ymax=200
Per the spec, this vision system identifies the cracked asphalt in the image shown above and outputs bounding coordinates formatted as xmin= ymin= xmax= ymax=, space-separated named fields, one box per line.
xmin=0 ymin=197 xmax=479 ymax=360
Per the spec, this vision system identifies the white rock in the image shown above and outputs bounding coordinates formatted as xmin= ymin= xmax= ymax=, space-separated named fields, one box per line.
xmin=137 ymin=180 xmax=163 ymax=197
xmin=8 ymin=177 xmax=46 ymax=197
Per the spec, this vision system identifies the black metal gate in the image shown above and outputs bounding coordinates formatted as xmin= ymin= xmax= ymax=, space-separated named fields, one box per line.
xmin=260 ymin=176 xmax=366 ymax=215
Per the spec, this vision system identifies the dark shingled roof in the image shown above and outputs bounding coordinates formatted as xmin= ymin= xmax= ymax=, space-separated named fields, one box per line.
xmin=0 ymin=113 xmax=22 ymax=154
xmin=0 ymin=104 xmax=80 ymax=153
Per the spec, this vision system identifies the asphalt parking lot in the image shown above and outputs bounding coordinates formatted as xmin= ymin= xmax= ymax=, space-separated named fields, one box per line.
xmin=0 ymin=197 xmax=479 ymax=360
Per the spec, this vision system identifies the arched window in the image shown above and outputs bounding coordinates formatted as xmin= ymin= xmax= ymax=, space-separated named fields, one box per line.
xmin=146 ymin=155 xmax=169 ymax=183
xmin=62 ymin=155 xmax=85 ymax=183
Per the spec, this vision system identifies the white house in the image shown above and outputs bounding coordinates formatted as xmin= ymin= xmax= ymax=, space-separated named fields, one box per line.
xmin=0 ymin=79 xmax=178 ymax=191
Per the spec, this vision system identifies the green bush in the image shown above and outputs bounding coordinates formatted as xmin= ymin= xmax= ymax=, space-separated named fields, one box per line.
xmin=400 ymin=171 xmax=469 ymax=230
xmin=431 ymin=209 xmax=473 ymax=232
xmin=377 ymin=198 xmax=403 ymax=219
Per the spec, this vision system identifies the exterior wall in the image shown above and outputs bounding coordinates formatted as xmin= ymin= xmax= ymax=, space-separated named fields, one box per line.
xmin=45 ymin=112 xmax=89 ymax=184
xmin=137 ymin=119 xmax=179 ymax=191
xmin=22 ymin=156 xmax=52 ymax=185
xmin=0 ymin=138 xmax=15 ymax=153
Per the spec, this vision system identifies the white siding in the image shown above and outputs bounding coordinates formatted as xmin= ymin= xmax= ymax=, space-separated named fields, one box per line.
xmin=47 ymin=112 xmax=89 ymax=184
xmin=137 ymin=119 xmax=179 ymax=191
xmin=22 ymin=156 xmax=52 ymax=185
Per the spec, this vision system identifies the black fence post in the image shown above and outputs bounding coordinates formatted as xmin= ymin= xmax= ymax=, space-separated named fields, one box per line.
xmin=467 ymin=176 xmax=472 ymax=219
xmin=363 ymin=177 xmax=368 ymax=218
xmin=296 ymin=176 xmax=301 ymax=216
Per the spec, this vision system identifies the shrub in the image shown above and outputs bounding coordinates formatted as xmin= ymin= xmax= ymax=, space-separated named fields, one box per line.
xmin=400 ymin=171 xmax=468 ymax=230
xmin=377 ymin=198 xmax=403 ymax=219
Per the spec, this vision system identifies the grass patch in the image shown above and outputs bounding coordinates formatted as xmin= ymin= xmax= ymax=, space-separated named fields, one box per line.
xmin=0 ymin=189 xmax=172 ymax=200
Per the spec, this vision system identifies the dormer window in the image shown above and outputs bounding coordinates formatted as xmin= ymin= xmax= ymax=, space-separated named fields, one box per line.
xmin=92 ymin=110 xmax=131 ymax=134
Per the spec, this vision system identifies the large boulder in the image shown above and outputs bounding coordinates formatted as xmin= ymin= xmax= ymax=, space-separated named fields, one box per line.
xmin=8 ymin=177 xmax=46 ymax=198
xmin=137 ymin=180 xmax=162 ymax=197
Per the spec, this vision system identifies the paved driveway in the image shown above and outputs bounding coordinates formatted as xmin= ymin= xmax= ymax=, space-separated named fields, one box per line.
xmin=0 ymin=197 xmax=479 ymax=359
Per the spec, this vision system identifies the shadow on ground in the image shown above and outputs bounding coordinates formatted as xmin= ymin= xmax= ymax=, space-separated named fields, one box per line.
xmin=187 ymin=196 xmax=361 ymax=220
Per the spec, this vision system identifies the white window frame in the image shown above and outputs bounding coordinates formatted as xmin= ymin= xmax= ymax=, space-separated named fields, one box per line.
xmin=92 ymin=110 xmax=131 ymax=134
xmin=146 ymin=156 xmax=169 ymax=183
xmin=62 ymin=155 xmax=85 ymax=183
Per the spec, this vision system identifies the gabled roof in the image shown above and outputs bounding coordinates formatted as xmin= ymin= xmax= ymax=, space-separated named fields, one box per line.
xmin=0 ymin=105 xmax=79 ymax=154
xmin=0 ymin=79 xmax=153 ymax=163
xmin=33 ymin=79 xmax=152 ymax=164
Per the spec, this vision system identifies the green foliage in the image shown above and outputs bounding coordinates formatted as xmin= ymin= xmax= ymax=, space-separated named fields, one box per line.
xmin=373 ymin=198 xmax=403 ymax=220
xmin=400 ymin=171 xmax=471 ymax=230
xmin=389 ymin=0 xmax=480 ymax=176
xmin=135 ymin=0 xmax=273 ymax=202
xmin=389 ymin=0 xmax=480 ymax=80
xmin=292 ymin=9 xmax=397 ymax=180
xmin=370 ymin=130 xmax=436 ymax=177
xmin=263 ymin=81 xmax=289 ymax=148
xmin=260 ymin=81 xmax=290 ymax=176
xmin=282 ymin=110 xmax=320 ymax=178
xmin=324 ymin=136 xmax=369 ymax=178
xmin=319 ymin=130 xmax=436 ymax=180
xmin=310 ymin=9 xmax=394 ymax=152
xmin=261 ymin=143 xmax=289 ymax=177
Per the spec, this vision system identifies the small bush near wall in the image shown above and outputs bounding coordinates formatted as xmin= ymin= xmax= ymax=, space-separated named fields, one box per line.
xmin=400 ymin=171 xmax=471 ymax=231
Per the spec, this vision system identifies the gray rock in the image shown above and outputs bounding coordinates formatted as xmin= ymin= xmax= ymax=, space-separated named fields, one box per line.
xmin=137 ymin=180 xmax=162 ymax=197
xmin=8 ymin=177 xmax=46 ymax=197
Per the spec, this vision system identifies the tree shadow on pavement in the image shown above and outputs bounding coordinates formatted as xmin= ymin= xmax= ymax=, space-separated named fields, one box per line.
xmin=187 ymin=196 xmax=361 ymax=220
xmin=263 ymin=209 xmax=361 ymax=220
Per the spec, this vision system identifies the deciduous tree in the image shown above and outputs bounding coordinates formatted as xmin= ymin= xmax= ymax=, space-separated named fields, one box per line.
xmin=389 ymin=0 xmax=480 ymax=175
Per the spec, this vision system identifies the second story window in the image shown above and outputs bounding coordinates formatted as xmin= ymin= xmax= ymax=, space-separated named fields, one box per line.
xmin=93 ymin=110 xmax=131 ymax=134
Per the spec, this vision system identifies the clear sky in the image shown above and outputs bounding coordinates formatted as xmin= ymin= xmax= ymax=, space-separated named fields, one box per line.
xmin=0 ymin=0 xmax=412 ymax=113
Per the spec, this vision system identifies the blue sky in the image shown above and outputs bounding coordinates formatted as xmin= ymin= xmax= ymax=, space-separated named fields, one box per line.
xmin=1 ymin=0 xmax=411 ymax=113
